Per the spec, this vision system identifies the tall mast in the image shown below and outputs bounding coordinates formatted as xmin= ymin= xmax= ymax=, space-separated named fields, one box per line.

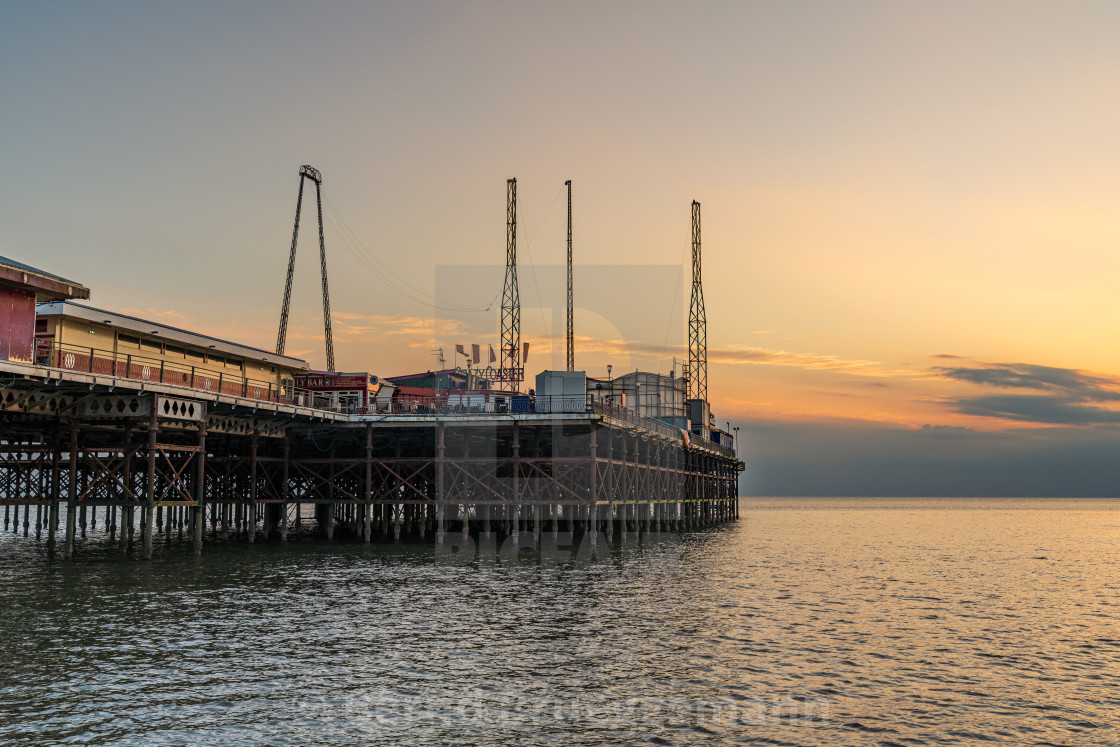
xmin=500 ymin=178 xmax=521 ymax=392
xmin=565 ymin=179 xmax=574 ymax=371
xmin=688 ymin=200 xmax=707 ymax=403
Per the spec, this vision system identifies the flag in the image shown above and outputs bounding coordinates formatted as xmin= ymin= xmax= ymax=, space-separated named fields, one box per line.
xmin=455 ymin=344 xmax=465 ymax=358
xmin=472 ymin=344 xmax=480 ymax=365
xmin=522 ymin=342 xmax=530 ymax=365
xmin=680 ymin=428 xmax=691 ymax=449
xmin=489 ymin=345 xmax=497 ymax=363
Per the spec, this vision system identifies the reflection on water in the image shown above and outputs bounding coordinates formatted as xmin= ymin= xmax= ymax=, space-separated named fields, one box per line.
xmin=1 ymin=498 xmax=1118 ymax=745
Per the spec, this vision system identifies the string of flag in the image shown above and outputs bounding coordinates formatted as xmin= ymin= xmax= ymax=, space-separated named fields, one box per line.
xmin=454 ymin=343 xmax=529 ymax=366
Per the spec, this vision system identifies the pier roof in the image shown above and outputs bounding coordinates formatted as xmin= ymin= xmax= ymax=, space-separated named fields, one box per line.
xmin=36 ymin=300 xmax=309 ymax=370
xmin=0 ymin=255 xmax=90 ymax=301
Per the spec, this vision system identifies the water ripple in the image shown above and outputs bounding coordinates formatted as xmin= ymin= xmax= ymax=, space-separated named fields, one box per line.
xmin=0 ymin=498 xmax=1118 ymax=745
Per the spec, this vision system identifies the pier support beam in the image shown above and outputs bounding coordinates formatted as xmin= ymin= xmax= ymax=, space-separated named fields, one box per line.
xmin=435 ymin=423 xmax=446 ymax=544
xmin=588 ymin=427 xmax=597 ymax=546
xmin=47 ymin=444 xmax=60 ymax=555
xmin=280 ymin=439 xmax=290 ymax=542
xmin=364 ymin=424 xmax=373 ymax=543
xmin=510 ymin=422 xmax=519 ymax=546
xmin=142 ymin=405 xmax=158 ymax=560
xmin=192 ymin=409 xmax=207 ymax=555
xmin=247 ymin=427 xmax=258 ymax=544
xmin=63 ymin=426 xmax=78 ymax=559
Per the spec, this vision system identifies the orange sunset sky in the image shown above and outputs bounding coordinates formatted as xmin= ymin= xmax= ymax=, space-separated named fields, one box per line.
xmin=3 ymin=1 xmax=1119 ymax=494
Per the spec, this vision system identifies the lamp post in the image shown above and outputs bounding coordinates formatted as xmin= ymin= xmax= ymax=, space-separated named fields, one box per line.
xmin=607 ymin=364 xmax=613 ymax=406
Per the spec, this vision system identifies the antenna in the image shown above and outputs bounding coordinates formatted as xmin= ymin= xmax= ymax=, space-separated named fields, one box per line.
xmin=500 ymin=178 xmax=521 ymax=392
xmin=430 ymin=348 xmax=445 ymax=397
xmin=565 ymin=179 xmax=574 ymax=371
xmin=276 ymin=164 xmax=335 ymax=371
xmin=688 ymin=200 xmax=707 ymax=403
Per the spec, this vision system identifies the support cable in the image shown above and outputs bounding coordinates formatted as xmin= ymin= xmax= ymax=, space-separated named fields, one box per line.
xmin=322 ymin=197 xmax=494 ymax=312
xmin=321 ymin=206 xmax=497 ymax=313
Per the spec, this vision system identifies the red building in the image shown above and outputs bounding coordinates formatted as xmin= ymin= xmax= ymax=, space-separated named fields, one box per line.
xmin=0 ymin=256 xmax=89 ymax=363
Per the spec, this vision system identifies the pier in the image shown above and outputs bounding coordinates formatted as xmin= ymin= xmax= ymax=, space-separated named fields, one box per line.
xmin=0 ymin=358 xmax=742 ymax=558
xmin=0 ymin=180 xmax=742 ymax=560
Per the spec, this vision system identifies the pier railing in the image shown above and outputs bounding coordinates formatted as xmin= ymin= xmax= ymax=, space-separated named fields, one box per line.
xmin=36 ymin=340 xmax=290 ymax=404
xmin=308 ymin=392 xmax=736 ymax=456
xmin=588 ymin=397 xmax=736 ymax=457
xmin=307 ymin=393 xmax=593 ymax=416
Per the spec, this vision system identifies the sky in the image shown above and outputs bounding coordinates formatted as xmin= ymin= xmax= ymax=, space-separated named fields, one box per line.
xmin=3 ymin=1 xmax=1119 ymax=496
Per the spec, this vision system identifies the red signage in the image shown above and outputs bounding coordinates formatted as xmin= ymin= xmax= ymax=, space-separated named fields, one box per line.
xmin=294 ymin=373 xmax=372 ymax=391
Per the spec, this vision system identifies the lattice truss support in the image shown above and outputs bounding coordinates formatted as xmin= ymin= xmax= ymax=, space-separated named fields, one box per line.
xmin=0 ymin=403 xmax=209 ymax=510
xmin=0 ymin=441 xmax=59 ymax=506
xmin=0 ymin=374 xmax=740 ymax=549
xmin=276 ymin=422 xmax=737 ymax=520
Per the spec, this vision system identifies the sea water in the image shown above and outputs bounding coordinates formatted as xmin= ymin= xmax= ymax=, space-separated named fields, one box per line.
xmin=1 ymin=498 xmax=1117 ymax=745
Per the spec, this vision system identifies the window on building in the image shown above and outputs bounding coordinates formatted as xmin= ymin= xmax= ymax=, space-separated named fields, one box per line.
xmin=118 ymin=334 xmax=141 ymax=346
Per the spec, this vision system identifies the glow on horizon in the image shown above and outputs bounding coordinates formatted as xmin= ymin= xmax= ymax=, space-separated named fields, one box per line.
xmin=4 ymin=2 xmax=1120 ymax=494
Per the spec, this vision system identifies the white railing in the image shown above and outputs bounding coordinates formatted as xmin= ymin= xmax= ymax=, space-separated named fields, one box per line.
xmin=302 ymin=391 xmax=736 ymax=456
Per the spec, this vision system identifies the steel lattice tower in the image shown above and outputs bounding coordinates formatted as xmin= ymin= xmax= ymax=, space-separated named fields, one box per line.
xmin=276 ymin=165 xmax=335 ymax=371
xmin=688 ymin=200 xmax=707 ymax=403
xmin=500 ymin=178 xmax=521 ymax=391
xmin=565 ymin=179 xmax=574 ymax=371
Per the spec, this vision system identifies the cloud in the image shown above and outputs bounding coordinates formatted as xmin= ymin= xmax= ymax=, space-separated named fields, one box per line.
xmin=933 ymin=362 xmax=1120 ymax=426
xmin=934 ymin=362 xmax=1120 ymax=399
xmin=951 ymin=394 xmax=1120 ymax=425
xmin=581 ymin=339 xmax=887 ymax=373
xmin=288 ymin=312 xmax=470 ymax=348
xmin=920 ymin=424 xmax=976 ymax=433
xmin=707 ymin=344 xmax=881 ymax=371
xmin=109 ymin=306 xmax=195 ymax=327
